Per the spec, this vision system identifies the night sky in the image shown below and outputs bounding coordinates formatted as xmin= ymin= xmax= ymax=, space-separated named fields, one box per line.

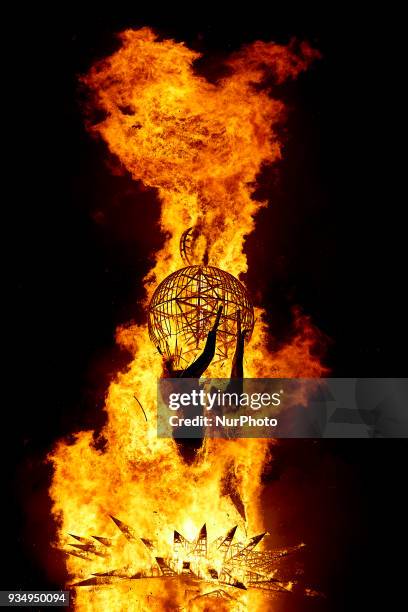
xmin=5 ymin=5 xmax=406 ymax=611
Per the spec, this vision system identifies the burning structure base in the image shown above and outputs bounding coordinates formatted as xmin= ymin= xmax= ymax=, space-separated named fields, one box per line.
xmin=65 ymin=515 xmax=309 ymax=605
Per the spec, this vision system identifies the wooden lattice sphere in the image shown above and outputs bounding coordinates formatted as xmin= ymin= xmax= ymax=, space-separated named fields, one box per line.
xmin=148 ymin=265 xmax=254 ymax=369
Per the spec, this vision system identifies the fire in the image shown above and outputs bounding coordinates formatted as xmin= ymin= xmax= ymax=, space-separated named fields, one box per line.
xmin=48 ymin=27 xmax=325 ymax=610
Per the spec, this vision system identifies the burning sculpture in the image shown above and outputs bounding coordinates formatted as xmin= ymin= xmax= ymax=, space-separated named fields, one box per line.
xmin=68 ymin=515 xmax=306 ymax=601
xmin=148 ymin=265 xmax=254 ymax=370
xmin=48 ymin=27 xmax=326 ymax=612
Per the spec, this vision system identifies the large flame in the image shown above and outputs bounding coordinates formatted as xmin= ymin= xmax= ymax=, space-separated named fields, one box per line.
xmin=49 ymin=28 xmax=325 ymax=611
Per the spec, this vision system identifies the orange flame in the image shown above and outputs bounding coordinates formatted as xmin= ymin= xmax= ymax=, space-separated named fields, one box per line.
xmin=48 ymin=27 xmax=325 ymax=611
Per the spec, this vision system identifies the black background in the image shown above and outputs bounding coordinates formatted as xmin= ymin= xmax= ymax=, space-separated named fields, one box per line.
xmin=5 ymin=4 xmax=406 ymax=611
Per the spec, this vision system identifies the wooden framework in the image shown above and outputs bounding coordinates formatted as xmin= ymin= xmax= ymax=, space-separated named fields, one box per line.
xmin=70 ymin=516 xmax=305 ymax=599
xmin=148 ymin=265 xmax=254 ymax=369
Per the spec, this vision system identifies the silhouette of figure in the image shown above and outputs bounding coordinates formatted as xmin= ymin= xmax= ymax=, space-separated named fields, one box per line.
xmin=162 ymin=306 xmax=249 ymax=463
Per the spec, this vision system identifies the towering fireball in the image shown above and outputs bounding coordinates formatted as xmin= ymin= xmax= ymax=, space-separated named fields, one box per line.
xmin=48 ymin=27 xmax=325 ymax=611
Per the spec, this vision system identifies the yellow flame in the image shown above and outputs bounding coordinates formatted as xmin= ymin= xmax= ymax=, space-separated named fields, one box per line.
xmin=48 ymin=27 xmax=325 ymax=611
